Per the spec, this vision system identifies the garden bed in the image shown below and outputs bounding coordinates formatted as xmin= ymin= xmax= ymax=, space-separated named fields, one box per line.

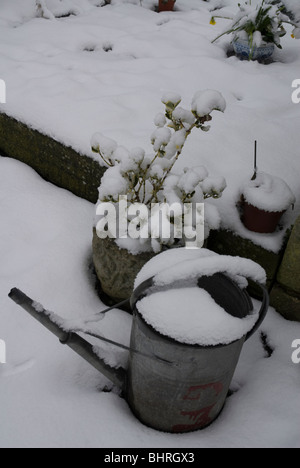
xmin=207 ymin=228 xmax=289 ymax=293
xmin=0 ymin=112 xmax=104 ymax=202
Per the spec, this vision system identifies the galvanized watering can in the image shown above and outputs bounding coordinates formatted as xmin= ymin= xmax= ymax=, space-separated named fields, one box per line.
xmin=9 ymin=272 xmax=268 ymax=433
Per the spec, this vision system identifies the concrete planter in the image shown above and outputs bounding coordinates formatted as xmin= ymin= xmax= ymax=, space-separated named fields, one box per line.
xmin=270 ymin=216 xmax=300 ymax=322
xmin=92 ymin=229 xmax=156 ymax=304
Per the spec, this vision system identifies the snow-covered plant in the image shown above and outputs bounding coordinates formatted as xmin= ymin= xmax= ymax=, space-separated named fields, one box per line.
xmin=91 ymin=90 xmax=227 ymax=253
xmin=35 ymin=0 xmax=110 ymax=20
xmin=211 ymin=0 xmax=300 ymax=57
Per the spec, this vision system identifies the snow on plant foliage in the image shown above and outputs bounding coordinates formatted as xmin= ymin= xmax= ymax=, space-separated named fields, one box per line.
xmin=91 ymin=90 xmax=227 ymax=253
xmin=211 ymin=0 xmax=300 ymax=58
xmin=35 ymin=0 xmax=109 ymax=19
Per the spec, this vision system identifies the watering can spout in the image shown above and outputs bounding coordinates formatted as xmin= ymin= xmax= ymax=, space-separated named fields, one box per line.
xmin=8 ymin=288 xmax=127 ymax=391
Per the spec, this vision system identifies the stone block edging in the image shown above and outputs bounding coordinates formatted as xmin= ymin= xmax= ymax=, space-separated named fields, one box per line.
xmin=0 ymin=112 xmax=104 ymax=203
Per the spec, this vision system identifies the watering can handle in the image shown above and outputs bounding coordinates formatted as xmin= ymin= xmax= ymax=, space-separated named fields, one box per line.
xmin=245 ymin=283 xmax=269 ymax=341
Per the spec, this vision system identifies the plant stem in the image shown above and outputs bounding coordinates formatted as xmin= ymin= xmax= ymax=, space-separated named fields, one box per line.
xmin=251 ymin=140 xmax=258 ymax=180
xmin=147 ymin=122 xmax=197 ymax=204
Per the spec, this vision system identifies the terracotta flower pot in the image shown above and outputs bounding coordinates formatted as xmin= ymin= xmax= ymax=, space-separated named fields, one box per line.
xmin=239 ymin=171 xmax=295 ymax=234
xmin=241 ymin=200 xmax=285 ymax=234
xmin=158 ymin=0 xmax=176 ymax=12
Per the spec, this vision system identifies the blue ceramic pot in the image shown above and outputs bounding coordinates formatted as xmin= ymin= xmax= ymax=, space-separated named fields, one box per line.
xmin=233 ymin=38 xmax=275 ymax=61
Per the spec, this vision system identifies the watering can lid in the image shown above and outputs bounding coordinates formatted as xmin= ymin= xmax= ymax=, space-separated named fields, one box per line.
xmin=134 ymin=248 xmax=266 ymax=292
xmin=131 ymin=248 xmax=268 ymax=347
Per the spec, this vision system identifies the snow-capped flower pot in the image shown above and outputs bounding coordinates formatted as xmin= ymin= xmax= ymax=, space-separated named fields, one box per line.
xmin=240 ymin=172 xmax=296 ymax=234
xmin=232 ymin=38 xmax=274 ymax=61
xmin=158 ymin=0 xmax=176 ymax=12
xmin=211 ymin=0 xmax=299 ymax=60
xmin=128 ymin=248 xmax=269 ymax=433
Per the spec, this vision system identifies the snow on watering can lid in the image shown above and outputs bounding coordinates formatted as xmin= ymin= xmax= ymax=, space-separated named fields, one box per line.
xmin=134 ymin=248 xmax=266 ymax=291
xmin=132 ymin=248 xmax=267 ymax=347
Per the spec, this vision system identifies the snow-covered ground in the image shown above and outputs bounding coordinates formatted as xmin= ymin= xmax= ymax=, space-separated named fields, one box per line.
xmin=0 ymin=0 xmax=300 ymax=448
xmin=0 ymin=0 xmax=299 ymax=251
xmin=1 ymin=156 xmax=300 ymax=448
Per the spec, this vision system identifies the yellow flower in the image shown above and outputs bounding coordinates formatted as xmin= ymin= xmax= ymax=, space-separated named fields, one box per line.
xmin=291 ymin=33 xmax=295 ymax=38
xmin=210 ymin=17 xmax=216 ymax=26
